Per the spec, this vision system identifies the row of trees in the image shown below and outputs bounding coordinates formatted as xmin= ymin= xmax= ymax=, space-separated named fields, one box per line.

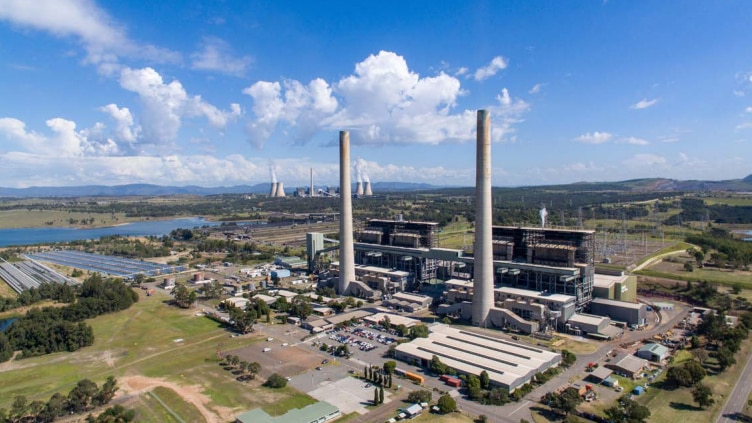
xmin=221 ymin=354 xmax=262 ymax=382
xmin=0 ymin=282 xmax=77 ymax=312
xmin=0 ymin=377 xmax=120 ymax=423
xmin=2 ymin=275 xmax=138 ymax=361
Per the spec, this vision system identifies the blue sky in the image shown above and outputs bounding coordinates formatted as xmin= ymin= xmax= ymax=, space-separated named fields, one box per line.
xmin=1 ymin=0 xmax=751 ymax=189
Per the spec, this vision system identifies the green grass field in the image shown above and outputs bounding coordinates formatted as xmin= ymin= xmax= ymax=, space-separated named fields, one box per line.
xmin=0 ymin=209 xmax=140 ymax=229
xmin=0 ymin=289 xmax=314 ymax=421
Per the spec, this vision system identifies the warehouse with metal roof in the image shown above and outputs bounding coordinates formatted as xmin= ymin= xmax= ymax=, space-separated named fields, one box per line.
xmin=394 ymin=324 xmax=561 ymax=392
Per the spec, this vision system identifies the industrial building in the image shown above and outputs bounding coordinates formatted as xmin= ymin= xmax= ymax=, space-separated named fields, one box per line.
xmin=236 ymin=401 xmax=340 ymax=423
xmin=593 ymin=273 xmax=637 ymax=302
xmin=605 ymin=352 xmax=649 ymax=379
xmin=636 ymin=343 xmax=669 ymax=362
xmin=588 ymin=298 xmax=647 ymax=327
xmin=394 ymin=324 xmax=561 ymax=392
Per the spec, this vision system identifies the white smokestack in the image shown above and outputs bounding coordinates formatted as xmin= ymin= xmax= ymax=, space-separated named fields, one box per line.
xmin=472 ymin=109 xmax=493 ymax=328
xmin=338 ymin=131 xmax=355 ymax=295
xmin=275 ymin=182 xmax=285 ymax=197
xmin=540 ymin=206 xmax=548 ymax=229
xmin=310 ymin=168 xmax=314 ymax=197
xmin=269 ymin=182 xmax=278 ymax=197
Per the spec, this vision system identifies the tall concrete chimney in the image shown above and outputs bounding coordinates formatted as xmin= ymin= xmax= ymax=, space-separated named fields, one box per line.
xmin=472 ymin=109 xmax=494 ymax=327
xmin=338 ymin=131 xmax=356 ymax=295
xmin=275 ymin=182 xmax=285 ymax=197
xmin=310 ymin=168 xmax=314 ymax=197
xmin=356 ymin=181 xmax=364 ymax=196
xmin=269 ymin=182 xmax=278 ymax=197
xmin=364 ymin=181 xmax=373 ymax=196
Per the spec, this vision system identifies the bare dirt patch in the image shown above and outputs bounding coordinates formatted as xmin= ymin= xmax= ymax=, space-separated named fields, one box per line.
xmin=118 ymin=375 xmax=235 ymax=423
xmin=227 ymin=343 xmax=321 ymax=379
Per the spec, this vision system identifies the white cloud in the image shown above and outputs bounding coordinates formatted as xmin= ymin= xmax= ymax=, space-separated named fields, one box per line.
xmin=191 ymin=37 xmax=252 ymax=77
xmin=119 ymin=67 xmax=241 ymax=144
xmin=474 ymin=56 xmax=508 ymax=81
xmin=100 ymin=104 xmax=139 ymax=144
xmin=0 ymin=0 xmax=179 ymax=71
xmin=623 ymin=153 xmax=666 ymax=168
xmin=574 ymin=131 xmax=613 ymax=144
xmin=529 ymin=83 xmax=542 ymax=94
xmin=630 ymin=98 xmax=659 ymax=110
xmin=242 ymin=51 xmax=529 ymax=148
xmin=620 ymin=136 xmax=649 ymax=145
xmin=737 ymin=122 xmax=752 ymax=131
xmin=746 ymin=106 xmax=752 ymax=113
xmin=735 ymin=90 xmax=746 ymax=97
xmin=0 ymin=116 xmax=119 ymax=157
xmin=455 ymin=67 xmax=468 ymax=76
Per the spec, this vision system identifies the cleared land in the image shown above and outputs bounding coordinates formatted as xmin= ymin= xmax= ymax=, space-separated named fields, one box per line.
xmin=0 ymin=209 xmax=138 ymax=229
xmin=643 ymin=252 xmax=752 ymax=287
xmin=0 ymin=288 xmax=313 ymax=422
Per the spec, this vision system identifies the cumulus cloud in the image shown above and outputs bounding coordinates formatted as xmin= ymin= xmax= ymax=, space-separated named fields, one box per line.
xmin=746 ymin=106 xmax=752 ymax=113
xmin=0 ymin=116 xmax=119 ymax=157
xmin=191 ymin=37 xmax=252 ymax=76
xmin=100 ymin=104 xmax=139 ymax=144
xmin=242 ymin=51 xmax=529 ymax=148
xmin=630 ymin=98 xmax=659 ymax=110
xmin=574 ymin=131 xmax=613 ymax=144
xmin=243 ymin=78 xmax=337 ymax=147
xmin=620 ymin=136 xmax=649 ymax=145
xmin=0 ymin=0 xmax=179 ymax=71
xmin=119 ymin=67 xmax=241 ymax=144
xmin=474 ymin=56 xmax=508 ymax=81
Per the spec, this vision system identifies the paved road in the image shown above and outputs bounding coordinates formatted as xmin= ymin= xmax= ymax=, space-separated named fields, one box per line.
xmin=716 ymin=345 xmax=752 ymax=423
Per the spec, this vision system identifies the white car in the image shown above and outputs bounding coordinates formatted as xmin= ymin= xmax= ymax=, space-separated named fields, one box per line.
xmin=263 ymin=347 xmax=271 ymax=352
xmin=282 ymin=343 xmax=289 ymax=347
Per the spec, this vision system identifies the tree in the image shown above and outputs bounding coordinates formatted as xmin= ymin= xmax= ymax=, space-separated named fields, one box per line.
xmin=410 ymin=324 xmax=429 ymax=339
xmin=381 ymin=315 xmax=392 ymax=330
xmin=0 ymin=332 xmax=12 ymax=363
xmin=683 ymin=361 xmax=706 ymax=385
xmin=437 ymin=395 xmax=457 ymax=413
xmin=383 ymin=360 xmax=397 ymax=375
xmin=228 ymin=306 xmax=257 ymax=333
xmin=373 ymin=387 xmax=379 ymax=405
xmin=67 ymin=379 xmax=100 ymax=413
xmin=605 ymin=396 xmax=650 ymax=423
xmin=692 ymin=384 xmax=714 ymax=409
xmin=716 ymin=346 xmax=736 ymax=371
xmin=561 ymin=350 xmax=577 ymax=368
xmin=542 ymin=387 xmax=582 ymax=416
xmin=86 ymin=404 xmax=136 ymax=422
xmin=264 ymin=373 xmax=287 ymax=388
xmin=407 ymin=390 xmax=432 ymax=404
xmin=430 ymin=355 xmax=447 ymax=375
xmin=248 ymin=362 xmax=261 ymax=378
xmin=684 ymin=261 xmax=694 ymax=272
xmin=480 ymin=370 xmax=490 ymax=390
xmin=94 ymin=376 xmax=118 ymax=406
xmin=666 ymin=366 xmax=693 ymax=388
xmin=172 ymin=283 xmax=194 ymax=308
xmin=441 ymin=316 xmax=452 ymax=324
xmin=202 ymin=280 xmax=225 ymax=299
xmin=379 ymin=386 xmax=385 ymax=404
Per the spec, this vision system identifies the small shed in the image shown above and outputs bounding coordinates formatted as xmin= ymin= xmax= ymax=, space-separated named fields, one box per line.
xmin=637 ymin=343 xmax=669 ymax=362
xmin=405 ymin=403 xmax=422 ymax=417
xmin=588 ymin=366 xmax=614 ymax=384
xmin=632 ymin=386 xmax=644 ymax=395
xmin=602 ymin=376 xmax=619 ymax=387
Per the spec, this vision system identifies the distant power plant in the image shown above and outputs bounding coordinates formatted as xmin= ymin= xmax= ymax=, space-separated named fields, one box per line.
xmin=268 ymin=167 xmax=285 ymax=198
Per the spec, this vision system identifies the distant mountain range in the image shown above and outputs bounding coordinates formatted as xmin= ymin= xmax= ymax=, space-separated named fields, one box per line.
xmin=0 ymin=181 xmax=446 ymax=198
xmin=0 ymin=176 xmax=750 ymax=198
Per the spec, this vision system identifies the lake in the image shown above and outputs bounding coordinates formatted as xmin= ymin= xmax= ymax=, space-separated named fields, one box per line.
xmin=0 ymin=217 xmax=221 ymax=247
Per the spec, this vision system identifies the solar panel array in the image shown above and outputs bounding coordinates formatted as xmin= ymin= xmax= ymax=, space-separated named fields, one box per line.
xmin=24 ymin=250 xmax=186 ymax=279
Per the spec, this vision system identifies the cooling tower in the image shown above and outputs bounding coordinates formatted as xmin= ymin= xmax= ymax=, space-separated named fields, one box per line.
xmin=269 ymin=182 xmax=278 ymax=197
xmin=338 ymin=131 xmax=355 ymax=295
xmin=364 ymin=181 xmax=373 ymax=196
xmin=275 ymin=182 xmax=285 ymax=197
xmin=356 ymin=181 xmax=364 ymax=196
xmin=472 ymin=109 xmax=494 ymax=327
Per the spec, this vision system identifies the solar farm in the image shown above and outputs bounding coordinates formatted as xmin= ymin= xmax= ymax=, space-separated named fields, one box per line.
xmin=0 ymin=258 xmax=73 ymax=293
xmin=23 ymin=250 xmax=186 ymax=279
